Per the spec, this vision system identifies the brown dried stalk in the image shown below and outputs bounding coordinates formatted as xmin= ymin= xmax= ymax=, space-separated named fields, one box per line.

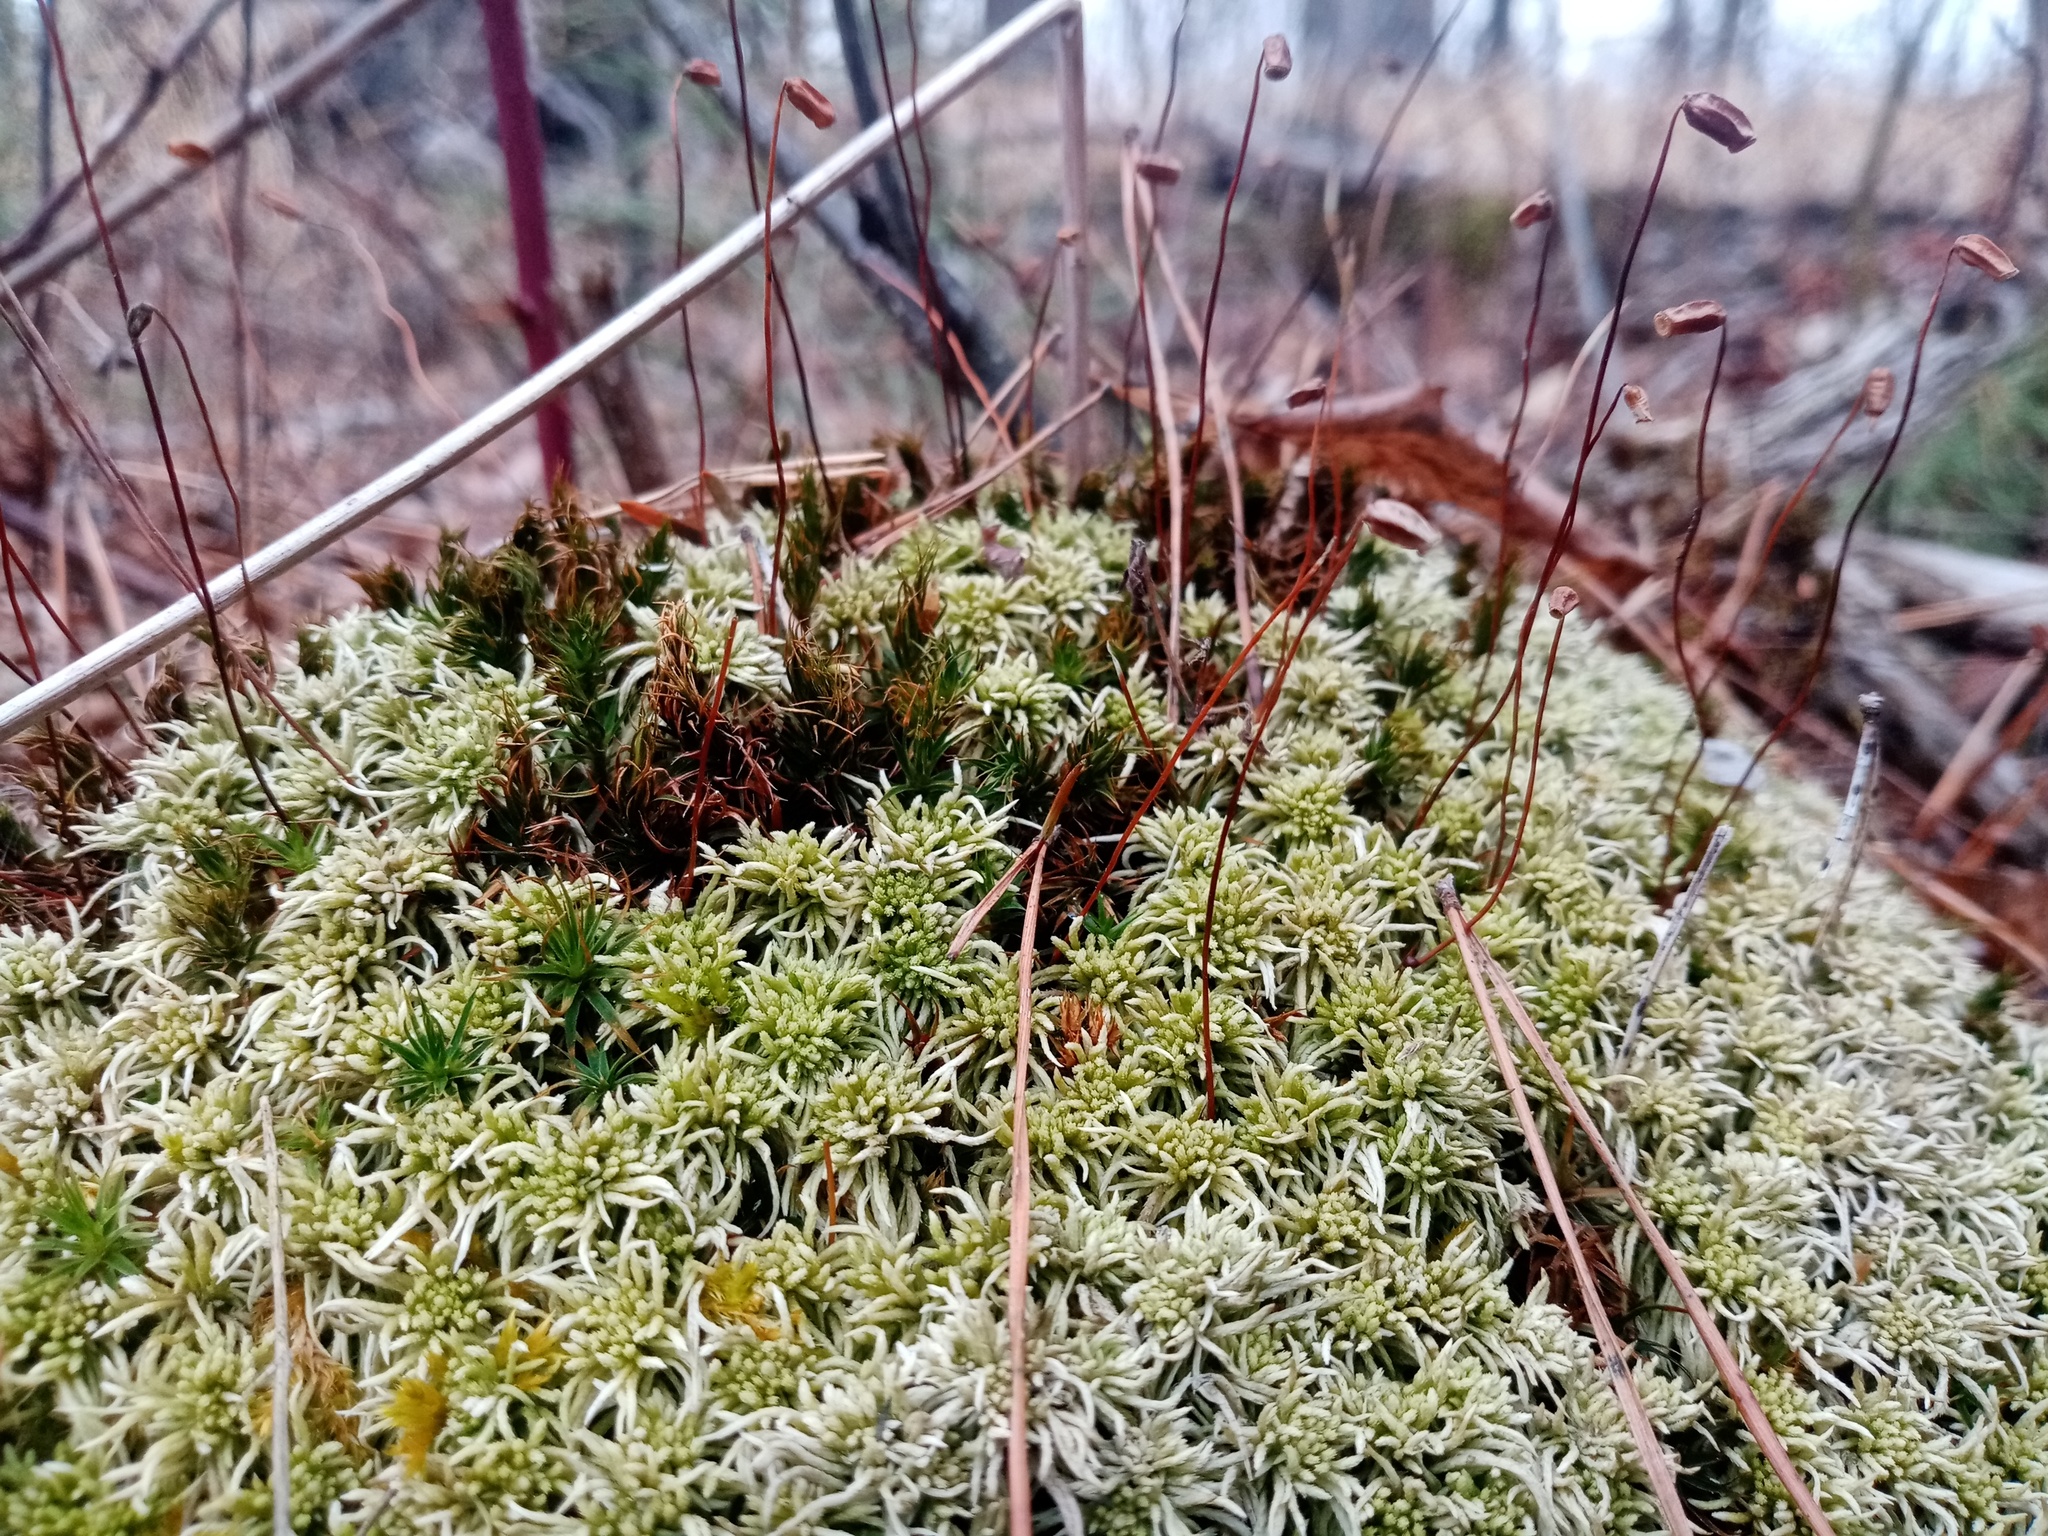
xmin=1437 ymin=882 xmax=1693 ymax=1536
xmin=1913 ymin=643 xmax=2045 ymax=841
xmin=1462 ymin=935 xmax=1839 ymax=1536
xmin=1007 ymin=828 xmax=1054 ymax=1536
xmin=261 ymin=1098 xmax=292 ymax=1536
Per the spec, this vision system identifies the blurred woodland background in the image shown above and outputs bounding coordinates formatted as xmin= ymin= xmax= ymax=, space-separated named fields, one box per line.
xmin=10 ymin=0 xmax=2048 ymax=965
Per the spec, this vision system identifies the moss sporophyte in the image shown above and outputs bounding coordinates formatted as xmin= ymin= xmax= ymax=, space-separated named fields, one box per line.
xmin=2 ymin=493 xmax=2047 ymax=1535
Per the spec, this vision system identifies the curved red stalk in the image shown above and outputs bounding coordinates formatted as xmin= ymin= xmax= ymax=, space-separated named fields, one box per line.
xmin=1467 ymin=216 xmax=1557 ymax=725
xmin=1411 ymin=379 xmax=1634 ymax=834
xmin=0 ymin=504 xmax=38 ymax=680
xmin=1691 ymin=250 xmax=1971 ymax=875
xmin=38 ymin=0 xmax=284 ymax=822
xmin=1409 ymin=97 xmax=1685 ymax=838
xmin=1184 ymin=54 xmax=1265 ymax=491
xmin=1655 ymin=327 xmax=1732 ymax=858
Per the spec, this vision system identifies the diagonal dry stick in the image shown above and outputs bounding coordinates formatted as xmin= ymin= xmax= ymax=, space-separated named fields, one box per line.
xmin=1913 ymin=641 xmax=2047 ymax=842
xmin=1458 ymin=929 xmax=1838 ymax=1536
xmin=1438 ymin=881 xmax=1694 ymax=1536
xmin=1006 ymin=835 xmax=1051 ymax=1536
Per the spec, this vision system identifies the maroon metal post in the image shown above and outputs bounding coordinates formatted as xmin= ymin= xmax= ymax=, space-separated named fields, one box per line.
xmin=477 ymin=0 xmax=572 ymax=484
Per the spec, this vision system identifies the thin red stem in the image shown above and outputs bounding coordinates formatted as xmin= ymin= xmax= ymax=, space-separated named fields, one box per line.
xmin=679 ymin=617 xmax=739 ymax=903
xmin=1410 ymin=609 xmax=1568 ymax=968
xmin=1185 ymin=58 xmax=1264 ymax=490
xmin=1694 ymin=252 xmax=1965 ymax=875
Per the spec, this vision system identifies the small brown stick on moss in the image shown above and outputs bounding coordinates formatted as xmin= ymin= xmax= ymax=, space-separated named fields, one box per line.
xmin=821 ymin=1138 xmax=838 ymax=1242
xmin=1618 ymin=822 xmax=1733 ymax=1062
xmin=1006 ymin=837 xmax=1051 ymax=1536
xmin=1436 ymin=881 xmax=1694 ymax=1536
xmin=1463 ymin=936 xmax=1839 ymax=1536
xmin=951 ymin=766 xmax=1082 ymax=960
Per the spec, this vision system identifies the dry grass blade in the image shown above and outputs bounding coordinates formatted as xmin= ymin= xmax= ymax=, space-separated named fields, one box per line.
xmin=1437 ymin=882 xmax=1694 ymax=1536
xmin=261 ymin=1098 xmax=292 ymax=1536
xmin=949 ymin=839 xmax=1042 ymax=959
xmin=1465 ymin=939 xmax=1839 ymax=1536
xmin=1007 ymin=837 xmax=1051 ymax=1536
xmin=1874 ymin=847 xmax=2048 ymax=982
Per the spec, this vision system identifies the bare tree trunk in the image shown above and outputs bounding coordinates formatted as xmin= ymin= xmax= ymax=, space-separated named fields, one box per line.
xmin=1849 ymin=0 xmax=1946 ymax=298
xmin=477 ymin=0 xmax=572 ymax=484
xmin=1659 ymin=0 xmax=1693 ymax=75
xmin=35 ymin=0 xmax=52 ymax=201
xmin=1543 ymin=0 xmax=1607 ymax=328
xmin=1709 ymin=0 xmax=1750 ymax=77
xmin=1482 ymin=0 xmax=1514 ymax=63
xmin=575 ymin=267 xmax=671 ymax=495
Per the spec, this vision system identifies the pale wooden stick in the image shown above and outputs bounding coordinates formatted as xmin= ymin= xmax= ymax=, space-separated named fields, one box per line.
xmin=1437 ymin=883 xmax=1692 ymax=1534
xmin=1619 ymin=823 xmax=1732 ymax=1062
xmin=1812 ymin=694 xmax=1883 ymax=962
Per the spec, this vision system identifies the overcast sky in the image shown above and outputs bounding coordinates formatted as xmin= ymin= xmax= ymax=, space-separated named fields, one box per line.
xmin=1073 ymin=0 xmax=2035 ymax=95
